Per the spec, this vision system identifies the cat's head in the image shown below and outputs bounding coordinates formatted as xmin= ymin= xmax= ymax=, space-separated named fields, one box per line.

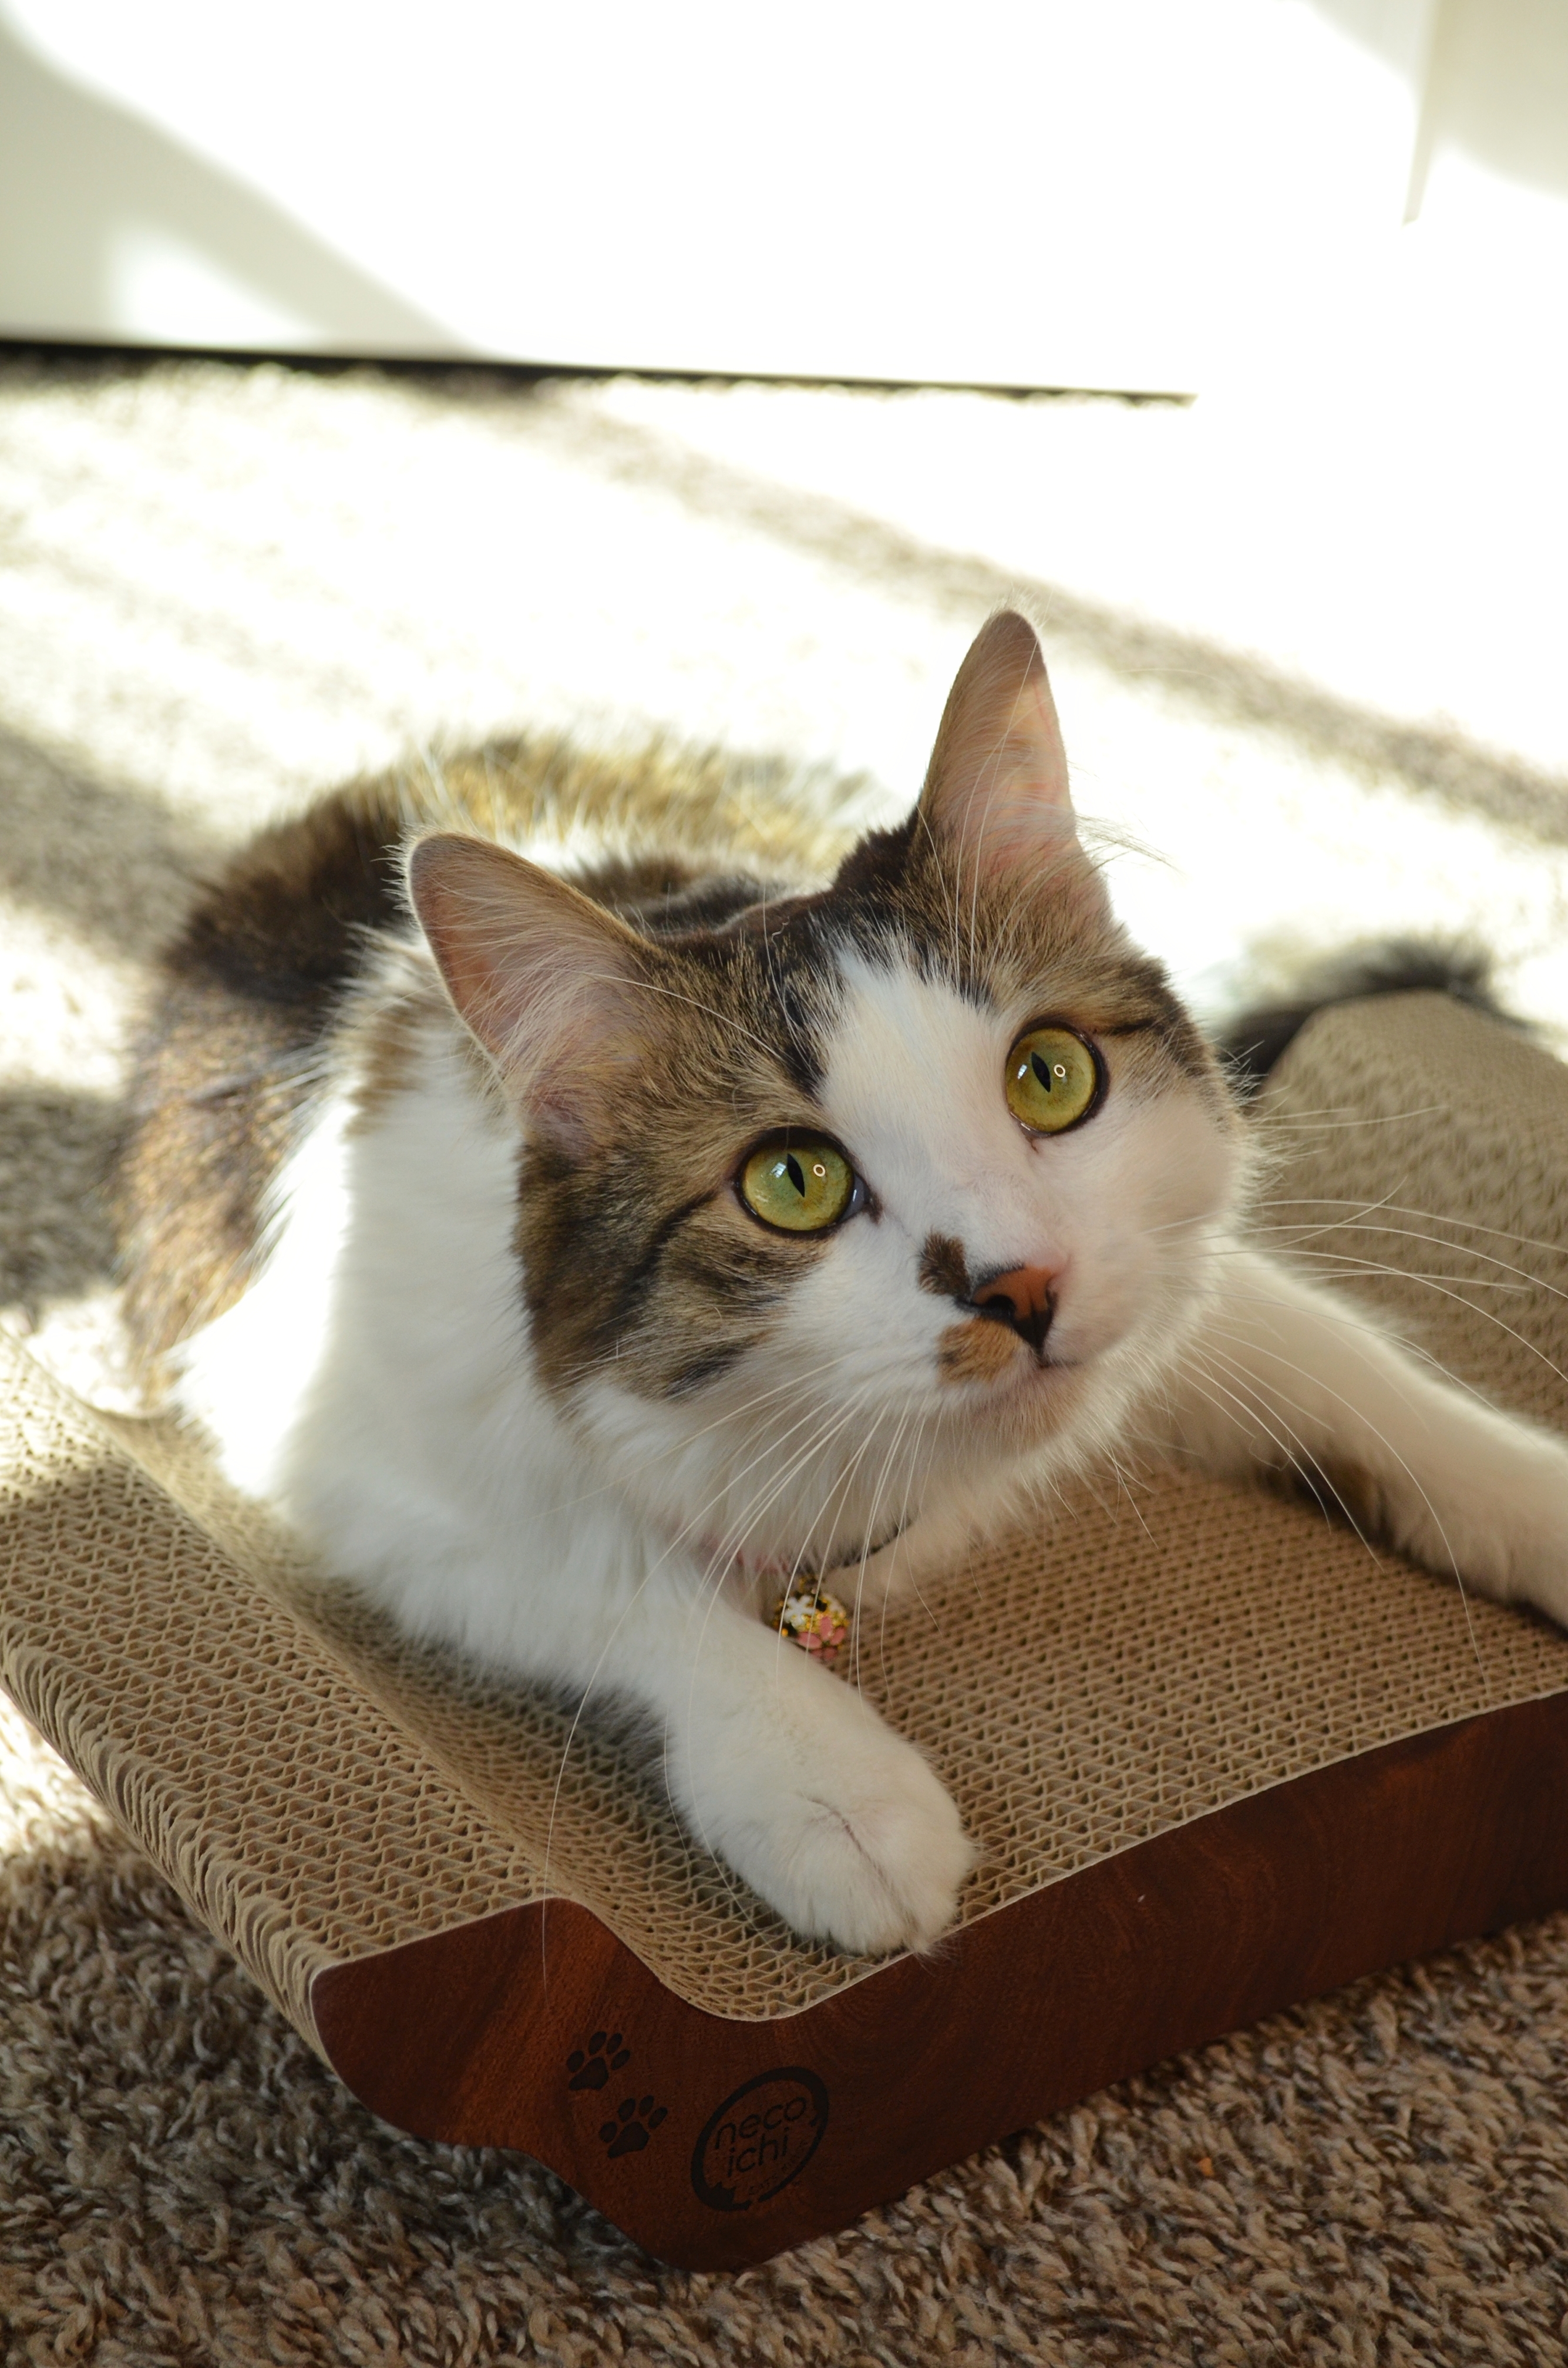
xmin=408 ymin=614 xmax=1246 ymax=1581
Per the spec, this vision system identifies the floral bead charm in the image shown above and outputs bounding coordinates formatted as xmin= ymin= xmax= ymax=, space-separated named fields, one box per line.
xmin=770 ymin=1585 xmax=852 ymax=1671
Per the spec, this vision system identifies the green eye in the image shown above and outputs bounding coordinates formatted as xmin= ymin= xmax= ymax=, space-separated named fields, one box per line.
xmin=739 ymin=1141 xmax=854 ymax=1233
xmin=1004 ymin=1025 xmax=1101 ymax=1135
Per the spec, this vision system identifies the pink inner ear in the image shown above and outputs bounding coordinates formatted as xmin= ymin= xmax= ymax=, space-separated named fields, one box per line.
xmin=406 ymin=832 xmax=651 ymax=1152
xmin=920 ymin=611 xmax=1075 ymax=876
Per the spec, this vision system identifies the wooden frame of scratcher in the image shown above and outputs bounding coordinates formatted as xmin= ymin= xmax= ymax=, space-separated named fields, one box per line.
xmin=5 ymin=991 xmax=1568 ymax=2270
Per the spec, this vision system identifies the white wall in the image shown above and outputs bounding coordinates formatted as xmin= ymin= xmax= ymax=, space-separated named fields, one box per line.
xmin=0 ymin=1 xmax=1562 ymax=393
xmin=0 ymin=1 xmax=1442 ymax=390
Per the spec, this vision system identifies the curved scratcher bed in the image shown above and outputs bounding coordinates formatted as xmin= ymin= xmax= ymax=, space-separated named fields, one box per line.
xmin=4 ymin=991 xmax=1568 ymax=2270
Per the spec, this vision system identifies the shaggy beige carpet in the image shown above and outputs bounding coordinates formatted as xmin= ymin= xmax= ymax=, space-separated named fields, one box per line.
xmin=4 ymin=348 xmax=1568 ymax=2364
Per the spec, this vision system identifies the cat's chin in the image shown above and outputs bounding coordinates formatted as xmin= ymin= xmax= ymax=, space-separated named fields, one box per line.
xmin=715 ymin=1367 xmax=1103 ymax=1600
xmin=967 ymin=1350 xmax=1090 ymax=1441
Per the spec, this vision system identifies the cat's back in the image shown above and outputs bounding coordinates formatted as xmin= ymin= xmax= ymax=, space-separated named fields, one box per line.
xmin=116 ymin=735 xmax=846 ymax=1382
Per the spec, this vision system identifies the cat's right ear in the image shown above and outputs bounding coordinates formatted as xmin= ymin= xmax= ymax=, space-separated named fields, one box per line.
xmin=917 ymin=611 xmax=1080 ymax=883
xmin=406 ymin=833 xmax=654 ymax=1155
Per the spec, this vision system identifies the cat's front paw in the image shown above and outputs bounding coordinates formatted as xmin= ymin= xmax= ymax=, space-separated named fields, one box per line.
xmin=769 ymin=1747 xmax=977 ymax=1955
xmin=1398 ymin=1423 xmax=1568 ymax=1629
xmin=687 ymin=1710 xmax=976 ymax=1955
xmin=1476 ymin=1448 xmax=1568 ymax=1629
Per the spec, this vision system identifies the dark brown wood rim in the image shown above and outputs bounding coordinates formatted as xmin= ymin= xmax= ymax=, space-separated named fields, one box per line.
xmin=311 ymin=1690 xmax=1568 ymax=2269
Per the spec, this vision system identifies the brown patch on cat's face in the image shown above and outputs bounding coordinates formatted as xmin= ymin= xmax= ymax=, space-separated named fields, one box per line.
xmin=516 ymin=1141 xmax=832 ymax=1404
xmin=937 ymin=1317 xmax=1024 ymax=1387
xmin=920 ymin=1232 xmax=970 ymax=1300
xmin=815 ymin=793 xmax=1230 ymax=1131
xmin=509 ymin=924 xmax=845 ymax=1402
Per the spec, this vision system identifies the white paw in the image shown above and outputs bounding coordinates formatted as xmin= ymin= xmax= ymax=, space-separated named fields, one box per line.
xmin=682 ymin=1700 xmax=976 ymax=1955
xmin=759 ymin=1743 xmax=975 ymax=1955
xmin=1480 ymin=1451 xmax=1568 ymax=1628
xmin=1397 ymin=1425 xmax=1568 ymax=1628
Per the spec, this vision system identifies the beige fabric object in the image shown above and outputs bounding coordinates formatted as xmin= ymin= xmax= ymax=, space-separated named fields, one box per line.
xmin=3 ymin=987 xmax=1568 ymax=2064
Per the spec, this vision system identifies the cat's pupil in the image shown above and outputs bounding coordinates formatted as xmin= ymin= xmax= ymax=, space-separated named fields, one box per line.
xmin=1031 ymin=1052 xmax=1054 ymax=1092
xmin=785 ymin=1153 xmax=806 ymax=1196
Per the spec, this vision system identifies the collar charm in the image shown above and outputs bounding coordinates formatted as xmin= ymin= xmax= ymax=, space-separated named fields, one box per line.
xmin=770 ymin=1585 xmax=852 ymax=1670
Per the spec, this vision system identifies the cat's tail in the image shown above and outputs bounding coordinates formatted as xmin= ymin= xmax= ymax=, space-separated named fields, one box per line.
xmin=1212 ymin=937 xmax=1528 ymax=1092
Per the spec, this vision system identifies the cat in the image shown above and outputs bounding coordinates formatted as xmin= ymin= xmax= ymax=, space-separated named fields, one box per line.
xmin=116 ymin=611 xmax=1568 ymax=1956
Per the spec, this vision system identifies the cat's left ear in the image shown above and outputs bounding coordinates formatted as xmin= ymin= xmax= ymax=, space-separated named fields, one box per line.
xmin=917 ymin=611 xmax=1079 ymax=878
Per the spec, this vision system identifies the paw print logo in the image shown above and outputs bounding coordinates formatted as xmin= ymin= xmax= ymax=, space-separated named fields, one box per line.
xmin=566 ymin=2030 xmax=630 ymax=2092
xmin=600 ymin=2094 xmax=668 ymax=2158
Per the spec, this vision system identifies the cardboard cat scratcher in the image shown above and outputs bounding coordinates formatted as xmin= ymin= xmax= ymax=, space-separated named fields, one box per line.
xmin=5 ymin=991 xmax=1568 ymax=2269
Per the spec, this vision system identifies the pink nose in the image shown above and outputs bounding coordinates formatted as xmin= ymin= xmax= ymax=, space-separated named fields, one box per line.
xmin=971 ymin=1263 xmax=1059 ymax=1359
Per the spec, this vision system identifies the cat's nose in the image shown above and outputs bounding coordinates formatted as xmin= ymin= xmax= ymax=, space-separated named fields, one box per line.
xmin=970 ymin=1263 xmax=1059 ymax=1360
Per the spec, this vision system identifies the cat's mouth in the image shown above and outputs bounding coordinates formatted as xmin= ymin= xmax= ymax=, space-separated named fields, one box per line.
xmin=938 ymin=1243 xmax=1079 ymax=1378
xmin=938 ymin=1306 xmax=1082 ymax=1394
xmin=967 ymin=1340 xmax=1091 ymax=1440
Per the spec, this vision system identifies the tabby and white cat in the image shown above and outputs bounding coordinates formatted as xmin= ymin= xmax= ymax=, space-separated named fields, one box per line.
xmin=119 ymin=613 xmax=1568 ymax=1954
